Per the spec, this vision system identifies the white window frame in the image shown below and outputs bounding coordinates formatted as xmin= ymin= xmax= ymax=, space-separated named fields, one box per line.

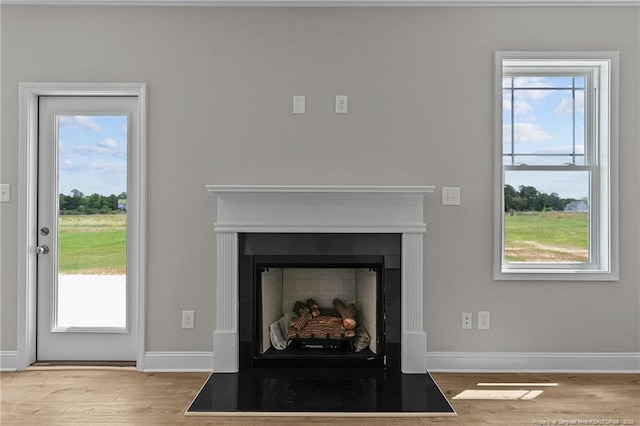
xmin=493 ymin=51 xmax=619 ymax=281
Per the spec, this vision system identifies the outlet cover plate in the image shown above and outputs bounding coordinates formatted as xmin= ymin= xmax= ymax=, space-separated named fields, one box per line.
xmin=293 ymin=95 xmax=305 ymax=114
xmin=478 ymin=311 xmax=491 ymax=330
xmin=182 ymin=310 xmax=195 ymax=329
xmin=335 ymin=95 xmax=348 ymax=114
xmin=462 ymin=312 xmax=472 ymax=330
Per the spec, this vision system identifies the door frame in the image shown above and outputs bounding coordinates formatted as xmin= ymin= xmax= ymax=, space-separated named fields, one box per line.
xmin=17 ymin=83 xmax=147 ymax=370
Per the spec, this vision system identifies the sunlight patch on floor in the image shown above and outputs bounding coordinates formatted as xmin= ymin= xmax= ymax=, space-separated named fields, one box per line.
xmin=477 ymin=382 xmax=558 ymax=387
xmin=452 ymin=389 xmax=544 ymax=400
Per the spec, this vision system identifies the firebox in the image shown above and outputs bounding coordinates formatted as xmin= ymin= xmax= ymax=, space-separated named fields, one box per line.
xmin=238 ymin=233 xmax=401 ymax=370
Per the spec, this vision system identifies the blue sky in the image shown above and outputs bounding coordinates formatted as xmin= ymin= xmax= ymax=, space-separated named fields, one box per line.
xmin=58 ymin=115 xmax=128 ymax=196
xmin=503 ymin=76 xmax=589 ymax=200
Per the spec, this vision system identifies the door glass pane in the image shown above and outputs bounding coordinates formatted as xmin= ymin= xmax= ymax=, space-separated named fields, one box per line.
xmin=56 ymin=115 xmax=128 ymax=328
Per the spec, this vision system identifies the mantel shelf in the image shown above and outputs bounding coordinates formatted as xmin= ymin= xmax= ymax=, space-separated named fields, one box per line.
xmin=206 ymin=185 xmax=435 ymax=194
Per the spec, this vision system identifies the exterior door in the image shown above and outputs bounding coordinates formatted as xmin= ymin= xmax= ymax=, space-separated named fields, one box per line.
xmin=36 ymin=96 xmax=138 ymax=361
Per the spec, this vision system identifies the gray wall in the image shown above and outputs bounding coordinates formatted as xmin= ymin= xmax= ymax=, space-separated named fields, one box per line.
xmin=2 ymin=5 xmax=639 ymax=355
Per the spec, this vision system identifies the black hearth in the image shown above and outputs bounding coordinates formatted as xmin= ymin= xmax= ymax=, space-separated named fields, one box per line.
xmin=238 ymin=233 xmax=401 ymax=370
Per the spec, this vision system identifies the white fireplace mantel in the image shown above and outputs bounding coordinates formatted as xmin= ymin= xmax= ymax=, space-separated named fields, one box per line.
xmin=206 ymin=185 xmax=435 ymax=373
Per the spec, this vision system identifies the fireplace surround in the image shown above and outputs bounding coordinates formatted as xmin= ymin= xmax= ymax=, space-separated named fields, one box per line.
xmin=237 ymin=233 xmax=401 ymax=370
xmin=206 ymin=185 xmax=435 ymax=374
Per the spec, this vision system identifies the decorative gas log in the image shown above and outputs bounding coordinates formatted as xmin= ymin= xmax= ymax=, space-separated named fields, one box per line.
xmin=293 ymin=301 xmax=309 ymax=315
xmin=291 ymin=301 xmax=312 ymax=330
xmin=307 ymin=299 xmax=321 ymax=317
xmin=332 ymin=298 xmax=357 ymax=330
xmin=288 ymin=315 xmax=356 ymax=340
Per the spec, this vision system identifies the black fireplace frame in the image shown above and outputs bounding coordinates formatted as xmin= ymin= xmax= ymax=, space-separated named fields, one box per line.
xmin=238 ymin=233 xmax=402 ymax=370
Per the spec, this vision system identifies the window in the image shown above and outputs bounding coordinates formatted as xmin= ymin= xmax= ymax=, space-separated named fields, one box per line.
xmin=494 ymin=52 xmax=619 ymax=280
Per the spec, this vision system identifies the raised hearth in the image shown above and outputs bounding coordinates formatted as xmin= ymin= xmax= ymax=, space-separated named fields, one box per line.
xmin=187 ymin=368 xmax=456 ymax=416
xmin=206 ymin=185 xmax=435 ymax=374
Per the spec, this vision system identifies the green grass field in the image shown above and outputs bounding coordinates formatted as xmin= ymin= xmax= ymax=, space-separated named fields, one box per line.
xmin=58 ymin=214 xmax=126 ymax=274
xmin=504 ymin=211 xmax=589 ymax=262
xmin=57 ymin=212 xmax=587 ymax=272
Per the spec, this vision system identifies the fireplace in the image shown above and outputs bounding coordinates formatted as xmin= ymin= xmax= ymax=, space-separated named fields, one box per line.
xmin=237 ymin=233 xmax=401 ymax=370
xmin=206 ymin=185 xmax=435 ymax=374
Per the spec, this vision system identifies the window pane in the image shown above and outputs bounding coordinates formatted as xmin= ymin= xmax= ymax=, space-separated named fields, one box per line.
xmin=513 ymin=76 xmax=574 ymax=89
xmin=503 ymin=89 xmax=513 ymax=159
xmin=574 ymin=89 xmax=586 ymax=163
xmin=513 ymin=155 xmax=581 ymax=166
xmin=503 ymin=75 xmax=588 ymax=167
xmin=504 ymin=170 xmax=589 ymax=263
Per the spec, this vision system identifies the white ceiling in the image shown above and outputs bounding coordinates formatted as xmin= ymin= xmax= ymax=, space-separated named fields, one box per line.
xmin=1 ymin=0 xmax=638 ymax=6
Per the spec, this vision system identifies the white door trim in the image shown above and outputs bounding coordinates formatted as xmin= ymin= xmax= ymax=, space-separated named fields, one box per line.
xmin=17 ymin=83 xmax=147 ymax=371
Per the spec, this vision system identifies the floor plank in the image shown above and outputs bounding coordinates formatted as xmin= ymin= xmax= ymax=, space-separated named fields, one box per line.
xmin=1 ymin=370 xmax=638 ymax=425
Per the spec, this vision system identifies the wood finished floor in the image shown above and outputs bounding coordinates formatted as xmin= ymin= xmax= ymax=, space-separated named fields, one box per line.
xmin=1 ymin=369 xmax=638 ymax=425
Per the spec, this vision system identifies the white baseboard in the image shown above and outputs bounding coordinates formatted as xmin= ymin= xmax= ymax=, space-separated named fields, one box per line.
xmin=427 ymin=352 xmax=640 ymax=373
xmin=0 ymin=351 xmax=18 ymax=371
xmin=6 ymin=350 xmax=637 ymax=373
xmin=143 ymin=351 xmax=213 ymax=372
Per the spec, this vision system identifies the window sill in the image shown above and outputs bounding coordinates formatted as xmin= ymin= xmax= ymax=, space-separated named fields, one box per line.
xmin=495 ymin=268 xmax=619 ymax=282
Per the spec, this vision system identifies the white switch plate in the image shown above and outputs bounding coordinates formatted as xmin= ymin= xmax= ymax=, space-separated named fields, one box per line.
xmin=462 ymin=312 xmax=472 ymax=330
xmin=478 ymin=311 xmax=491 ymax=330
xmin=182 ymin=310 xmax=195 ymax=329
xmin=442 ymin=187 xmax=461 ymax=206
xmin=335 ymin=95 xmax=348 ymax=114
xmin=293 ymin=95 xmax=306 ymax=114
xmin=0 ymin=184 xmax=10 ymax=202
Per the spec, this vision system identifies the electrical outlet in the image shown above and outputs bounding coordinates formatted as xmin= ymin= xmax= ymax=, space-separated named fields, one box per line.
xmin=462 ymin=312 xmax=472 ymax=330
xmin=182 ymin=310 xmax=195 ymax=329
xmin=335 ymin=95 xmax=348 ymax=114
xmin=478 ymin=311 xmax=491 ymax=330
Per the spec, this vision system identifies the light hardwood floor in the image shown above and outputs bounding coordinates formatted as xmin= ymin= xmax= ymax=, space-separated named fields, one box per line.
xmin=1 ymin=369 xmax=638 ymax=425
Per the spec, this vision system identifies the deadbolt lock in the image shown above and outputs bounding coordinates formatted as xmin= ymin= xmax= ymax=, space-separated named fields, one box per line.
xmin=40 ymin=227 xmax=50 ymax=236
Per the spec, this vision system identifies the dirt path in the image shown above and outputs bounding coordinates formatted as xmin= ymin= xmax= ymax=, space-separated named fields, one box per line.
xmin=505 ymin=240 xmax=588 ymax=262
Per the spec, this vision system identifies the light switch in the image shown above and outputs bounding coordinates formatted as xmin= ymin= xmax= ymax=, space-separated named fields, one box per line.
xmin=293 ymin=95 xmax=306 ymax=114
xmin=478 ymin=311 xmax=491 ymax=330
xmin=0 ymin=184 xmax=9 ymax=202
xmin=442 ymin=187 xmax=461 ymax=206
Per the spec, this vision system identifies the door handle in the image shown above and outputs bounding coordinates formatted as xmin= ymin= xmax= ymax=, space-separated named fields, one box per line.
xmin=35 ymin=245 xmax=50 ymax=255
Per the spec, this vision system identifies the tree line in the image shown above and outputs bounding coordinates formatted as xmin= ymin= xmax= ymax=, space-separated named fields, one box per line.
xmin=59 ymin=189 xmax=127 ymax=215
xmin=505 ymin=184 xmax=584 ymax=212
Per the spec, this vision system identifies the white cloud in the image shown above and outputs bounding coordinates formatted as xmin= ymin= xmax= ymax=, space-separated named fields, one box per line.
xmin=503 ymin=96 xmax=534 ymax=119
xmin=59 ymin=158 xmax=76 ymax=170
xmin=58 ymin=116 xmax=103 ymax=132
xmin=504 ymin=123 xmax=553 ymax=143
xmin=97 ymin=138 xmax=118 ymax=150
xmin=76 ymin=138 xmax=124 ymax=156
xmin=538 ymin=144 xmax=585 ymax=155
xmin=58 ymin=139 xmax=69 ymax=154
xmin=76 ymin=146 xmax=111 ymax=155
xmin=554 ymin=92 xmax=585 ymax=114
xmin=91 ymin=162 xmax=126 ymax=174
xmin=512 ymin=77 xmax=555 ymax=100
xmin=514 ymin=100 xmax=533 ymax=116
